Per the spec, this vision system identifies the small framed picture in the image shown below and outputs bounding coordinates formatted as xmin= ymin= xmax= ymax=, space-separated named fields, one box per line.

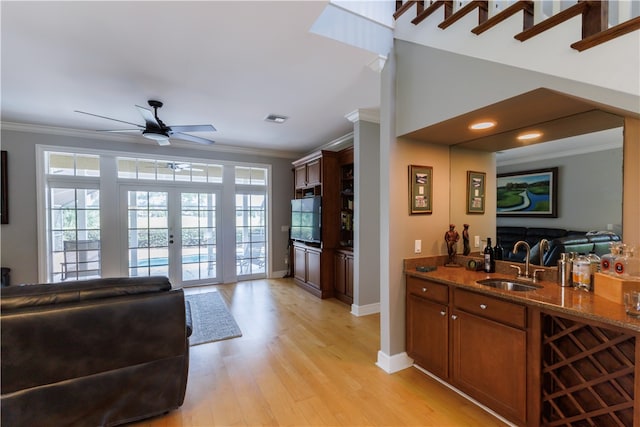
xmin=409 ymin=165 xmax=433 ymax=214
xmin=467 ymin=171 xmax=485 ymax=214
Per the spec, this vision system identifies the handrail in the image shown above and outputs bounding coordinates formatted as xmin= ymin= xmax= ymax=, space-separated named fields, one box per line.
xmin=472 ymin=0 xmax=533 ymax=35
xmin=514 ymin=1 xmax=588 ymax=42
xmin=411 ymin=0 xmax=452 ymax=26
xmin=571 ymin=16 xmax=640 ymax=51
xmin=438 ymin=0 xmax=488 ymax=29
xmin=394 ymin=1 xmax=423 ymax=20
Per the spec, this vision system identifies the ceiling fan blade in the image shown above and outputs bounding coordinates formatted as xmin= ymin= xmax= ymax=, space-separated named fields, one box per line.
xmin=75 ymin=110 xmax=144 ymax=128
xmin=135 ymin=105 xmax=160 ymax=128
xmin=170 ymin=132 xmax=215 ymax=145
xmin=97 ymin=129 xmax=142 ymax=133
xmin=170 ymin=124 xmax=217 ymax=133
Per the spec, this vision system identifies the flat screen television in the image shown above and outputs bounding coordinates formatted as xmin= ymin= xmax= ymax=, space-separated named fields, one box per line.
xmin=290 ymin=196 xmax=321 ymax=243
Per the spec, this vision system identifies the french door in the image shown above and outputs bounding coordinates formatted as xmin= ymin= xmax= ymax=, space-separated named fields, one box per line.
xmin=121 ymin=185 xmax=221 ymax=286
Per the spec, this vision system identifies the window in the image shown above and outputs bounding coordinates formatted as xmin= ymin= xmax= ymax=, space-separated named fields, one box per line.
xmin=118 ymin=157 xmax=223 ymax=183
xmin=235 ymin=193 xmax=266 ymax=276
xmin=49 ymin=187 xmax=101 ymax=281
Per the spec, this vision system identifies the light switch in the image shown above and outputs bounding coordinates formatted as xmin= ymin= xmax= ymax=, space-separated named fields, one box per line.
xmin=474 ymin=235 xmax=480 ymax=248
xmin=415 ymin=240 xmax=422 ymax=254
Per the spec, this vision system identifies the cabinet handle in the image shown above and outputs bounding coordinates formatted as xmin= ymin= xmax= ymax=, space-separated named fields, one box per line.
xmin=451 ymin=314 xmax=458 ymax=320
xmin=421 ymin=287 xmax=427 ymax=293
xmin=440 ymin=310 xmax=446 ymax=316
xmin=480 ymin=304 xmax=487 ymax=310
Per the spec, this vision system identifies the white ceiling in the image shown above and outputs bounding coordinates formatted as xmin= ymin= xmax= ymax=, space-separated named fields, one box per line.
xmin=1 ymin=1 xmax=383 ymax=156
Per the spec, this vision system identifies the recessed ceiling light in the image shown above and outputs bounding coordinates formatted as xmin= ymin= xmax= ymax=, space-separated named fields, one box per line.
xmin=264 ymin=114 xmax=288 ymax=124
xmin=469 ymin=121 xmax=496 ymax=130
xmin=517 ymin=131 xmax=543 ymax=141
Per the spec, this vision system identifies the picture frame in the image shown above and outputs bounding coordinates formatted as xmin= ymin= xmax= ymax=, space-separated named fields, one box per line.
xmin=1 ymin=151 xmax=7 ymax=224
xmin=466 ymin=171 xmax=485 ymax=214
xmin=409 ymin=165 xmax=432 ymax=214
xmin=497 ymin=167 xmax=558 ymax=218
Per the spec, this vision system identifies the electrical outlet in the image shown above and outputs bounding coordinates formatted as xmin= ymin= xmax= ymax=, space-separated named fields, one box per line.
xmin=415 ymin=240 xmax=422 ymax=254
xmin=474 ymin=235 xmax=480 ymax=248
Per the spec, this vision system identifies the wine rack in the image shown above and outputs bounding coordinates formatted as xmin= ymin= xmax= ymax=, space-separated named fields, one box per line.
xmin=541 ymin=313 xmax=635 ymax=426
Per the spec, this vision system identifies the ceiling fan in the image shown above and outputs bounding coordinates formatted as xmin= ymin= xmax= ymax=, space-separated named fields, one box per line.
xmin=75 ymin=100 xmax=216 ymax=146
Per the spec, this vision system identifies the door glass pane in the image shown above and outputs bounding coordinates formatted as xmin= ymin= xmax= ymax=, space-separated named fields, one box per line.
xmin=127 ymin=191 xmax=169 ymax=277
xmin=181 ymin=192 xmax=217 ymax=282
xmin=49 ymin=187 xmax=101 ymax=282
xmin=235 ymin=192 xmax=266 ymax=276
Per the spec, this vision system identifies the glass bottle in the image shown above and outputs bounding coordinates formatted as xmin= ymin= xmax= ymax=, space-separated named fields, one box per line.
xmin=600 ymin=242 xmax=620 ymax=275
xmin=615 ymin=246 xmax=640 ymax=277
xmin=613 ymin=244 xmax=629 ymax=276
xmin=586 ymin=251 xmax=600 ymax=290
xmin=572 ymin=253 xmax=591 ymax=291
xmin=494 ymin=237 xmax=504 ymax=261
xmin=484 ymin=238 xmax=495 ymax=273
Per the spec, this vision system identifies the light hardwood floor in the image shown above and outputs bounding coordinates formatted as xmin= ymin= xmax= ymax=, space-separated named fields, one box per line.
xmin=133 ymin=278 xmax=508 ymax=427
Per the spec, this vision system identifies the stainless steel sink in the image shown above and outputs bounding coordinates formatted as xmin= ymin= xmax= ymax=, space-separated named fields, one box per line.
xmin=476 ymin=278 xmax=543 ymax=292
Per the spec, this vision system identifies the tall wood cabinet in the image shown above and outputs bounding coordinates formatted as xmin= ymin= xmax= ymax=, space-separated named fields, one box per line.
xmin=291 ymin=150 xmax=339 ymax=299
xmin=291 ymin=147 xmax=355 ymax=302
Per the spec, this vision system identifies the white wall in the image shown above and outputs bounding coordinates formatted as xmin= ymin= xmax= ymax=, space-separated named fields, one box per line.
xmin=0 ymin=129 xmax=294 ymax=285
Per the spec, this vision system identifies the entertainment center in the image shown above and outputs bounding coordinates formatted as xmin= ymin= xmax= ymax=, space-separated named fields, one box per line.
xmin=291 ymin=147 xmax=354 ymax=303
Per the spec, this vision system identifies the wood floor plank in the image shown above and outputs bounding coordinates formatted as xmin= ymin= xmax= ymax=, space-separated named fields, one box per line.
xmin=133 ymin=278 xmax=508 ymax=426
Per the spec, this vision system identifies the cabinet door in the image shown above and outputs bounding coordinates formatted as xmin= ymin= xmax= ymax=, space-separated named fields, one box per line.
xmin=306 ymin=159 xmax=321 ymax=187
xmin=294 ymin=165 xmax=307 ymax=189
xmin=334 ymin=253 xmax=346 ymax=295
xmin=452 ymin=310 xmax=527 ymax=425
xmin=306 ymin=248 xmax=321 ymax=289
xmin=406 ymin=294 xmax=449 ymax=380
xmin=293 ymin=246 xmax=307 ymax=282
xmin=345 ymin=254 xmax=353 ymax=298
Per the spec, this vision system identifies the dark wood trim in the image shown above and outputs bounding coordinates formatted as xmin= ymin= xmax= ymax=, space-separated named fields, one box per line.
xmin=472 ymin=0 xmax=533 ymax=35
xmin=571 ymin=16 xmax=640 ymax=51
xmin=514 ymin=1 xmax=588 ymax=42
xmin=394 ymin=0 xmax=423 ymax=20
xmin=581 ymin=0 xmax=608 ymax=38
xmin=438 ymin=0 xmax=488 ymax=30
xmin=526 ymin=308 xmax=542 ymax=427
xmin=411 ymin=0 xmax=452 ymax=26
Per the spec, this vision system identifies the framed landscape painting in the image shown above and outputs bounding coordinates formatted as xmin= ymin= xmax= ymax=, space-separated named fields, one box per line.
xmin=497 ymin=167 xmax=558 ymax=217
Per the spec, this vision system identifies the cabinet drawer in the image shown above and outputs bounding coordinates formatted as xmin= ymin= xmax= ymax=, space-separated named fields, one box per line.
xmin=407 ymin=276 xmax=448 ymax=304
xmin=454 ymin=289 xmax=526 ymax=329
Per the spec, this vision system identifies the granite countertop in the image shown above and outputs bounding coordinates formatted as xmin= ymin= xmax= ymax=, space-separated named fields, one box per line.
xmin=405 ymin=263 xmax=640 ymax=333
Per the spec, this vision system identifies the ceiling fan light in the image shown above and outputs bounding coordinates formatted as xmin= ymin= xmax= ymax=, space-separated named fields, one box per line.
xmin=142 ymin=130 xmax=170 ymax=145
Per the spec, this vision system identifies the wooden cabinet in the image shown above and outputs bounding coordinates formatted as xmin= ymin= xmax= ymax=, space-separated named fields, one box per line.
xmin=291 ymin=150 xmax=341 ymax=299
xmin=406 ymin=276 xmax=528 ymax=426
xmin=294 ymin=158 xmax=322 ymax=190
xmin=334 ymin=250 xmax=353 ymax=304
xmin=406 ymin=276 xmax=449 ymax=379
xmin=452 ymin=289 xmax=527 ymax=425
xmin=338 ymin=147 xmax=354 ymax=249
xmin=293 ymin=242 xmax=332 ymax=298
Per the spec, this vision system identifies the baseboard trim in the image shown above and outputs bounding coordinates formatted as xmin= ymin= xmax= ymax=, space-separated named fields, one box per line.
xmin=351 ymin=302 xmax=380 ymax=316
xmin=375 ymin=351 xmax=414 ymax=374
xmin=271 ymin=270 xmax=288 ymax=279
xmin=412 ymin=365 xmax=517 ymax=427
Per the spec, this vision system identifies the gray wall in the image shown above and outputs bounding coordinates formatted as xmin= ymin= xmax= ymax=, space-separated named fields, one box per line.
xmin=0 ymin=129 xmax=294 ymax=284
xmin=354 ymin=118 xmax=380 ymax=308
xmin=497 ymin=148 xmax=623 ymax=233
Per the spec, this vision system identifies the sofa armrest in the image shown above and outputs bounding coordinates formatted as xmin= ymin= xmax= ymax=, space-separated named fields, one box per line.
xmin=185 ymin=300 xmax=193 ymax=337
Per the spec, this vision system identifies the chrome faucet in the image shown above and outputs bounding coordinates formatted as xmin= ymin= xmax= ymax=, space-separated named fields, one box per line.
xmin=511 ymin=240 xmax=545 ymax=282
xmin=513 ymin=240 xmax=531 ymax=278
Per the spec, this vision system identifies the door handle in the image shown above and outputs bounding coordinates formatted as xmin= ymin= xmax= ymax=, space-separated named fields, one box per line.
xmin=480 ymin=304 xmax=487 ymax=310
xmin=451 ymin=314 xmax=458 ymax=320
xmin=440 ymin=310 xmax=446 ymax=316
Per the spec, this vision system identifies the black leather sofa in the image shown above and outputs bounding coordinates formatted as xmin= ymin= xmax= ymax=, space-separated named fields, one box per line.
xmin=497 ymin=226 xmax=620 ymax=267
xmin=1 ymin=276 xmax=191 ymax=427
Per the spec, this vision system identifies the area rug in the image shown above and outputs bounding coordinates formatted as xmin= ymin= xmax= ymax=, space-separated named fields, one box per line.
xmin=185 ymin=291 xmax=242 ymax=346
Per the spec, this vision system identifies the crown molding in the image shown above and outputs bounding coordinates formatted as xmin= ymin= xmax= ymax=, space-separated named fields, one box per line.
xmin=496 ymin=139 xmax=622 ymax=167
xmin=345 ymin=108 xmax=380 ymax=124
xmin=314 ymin=131 xmax=354 ymax=153
xmin=1 ymin=121 xmax=301 ymax=159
